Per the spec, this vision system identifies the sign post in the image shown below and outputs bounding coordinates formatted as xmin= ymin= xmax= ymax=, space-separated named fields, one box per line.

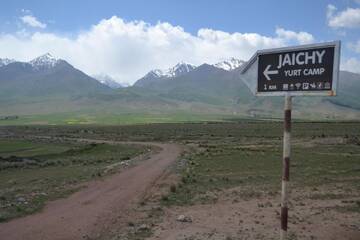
xmin=281 ymin=95 xmax=291 ymax=239
xmin=240 ymin=41 xmax=341 ymax=239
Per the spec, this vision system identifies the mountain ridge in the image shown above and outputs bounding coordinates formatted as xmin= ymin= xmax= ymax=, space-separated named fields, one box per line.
xmin=0 ymin=54 xmax=112 ymax=100
xmin=93 ymin=74 xmax=124 ymax=89
xmin=0 ymin=54 xmax=360 ymax=122
xmin=29 ymin=53 xmax=62 ymax=70
xmin=0 ymin=58 xmax=15 ymax=68
xmin=133 ymin=58 xmax=245 ymax=87
xmin=214 ymin=58 xmax=245 ymax=71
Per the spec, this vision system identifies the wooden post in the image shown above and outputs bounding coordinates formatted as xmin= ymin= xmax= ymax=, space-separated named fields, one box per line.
xmin=281 ymin=95 xmax=292 ymax=240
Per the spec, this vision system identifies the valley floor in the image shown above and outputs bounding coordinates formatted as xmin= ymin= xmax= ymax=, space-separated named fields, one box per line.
xmin=0 ymin=121 xmax=359 ymax=240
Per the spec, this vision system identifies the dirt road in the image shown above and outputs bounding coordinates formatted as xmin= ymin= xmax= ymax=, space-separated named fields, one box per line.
xmin=0 ymin=141 xmax=182 ymax=240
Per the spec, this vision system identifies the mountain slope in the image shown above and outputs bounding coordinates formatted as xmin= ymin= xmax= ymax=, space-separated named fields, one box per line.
xmin=0 ymin=58 xmax=15 ymax=67
xmin=214 ymin=58 xmax=245 ymax=71
xmin=0 ymin=55 xmax=360 ymax=122
xmin=132 ymin=60 xmax=360 ymax=118
xmin=134 ymin=58 xmax=246 ymax=88
xmin=133 ymin=63 xmax=253 ymax=106
xmin=134 ymin=62 xmax=196 ymax=87
xmin=93 ymin=74 xmax=124 ymax=89
xmin=325 ymin=71 xmax=360 ymax=110
xmin=0 ymin=54 xmax=112 ymax=100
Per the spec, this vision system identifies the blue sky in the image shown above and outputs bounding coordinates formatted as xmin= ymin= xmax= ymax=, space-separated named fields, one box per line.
xmin=0 ymin=0 xmax=359 ymax=83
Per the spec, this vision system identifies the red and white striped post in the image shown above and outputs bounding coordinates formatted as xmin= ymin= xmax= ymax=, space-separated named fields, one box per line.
xmin=281 ymin=95 xmax=292 ymax=240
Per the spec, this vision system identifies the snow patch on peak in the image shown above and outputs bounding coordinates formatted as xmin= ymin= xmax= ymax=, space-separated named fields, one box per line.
xmin=161 ymin=62 xmax=196 ymax=78
xmin=93 ymin=74 xmax=124 ymax=89
xmin=168 ymin=62 xmax=196 ymax=77
xmin=145 ymin=62 xmax=196 ymax=79
xmin=0 ymin=58 xmax=15 ymax=67
xmin=148 ymin=69 xmax=164 ymax=78
xmin=29 ymin=53 xmax=61 ymax=70
xmin=214 ymin=58 xmax=245 ymax=71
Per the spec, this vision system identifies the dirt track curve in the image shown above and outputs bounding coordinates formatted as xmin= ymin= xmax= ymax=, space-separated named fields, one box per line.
xmin=0 ymin=140 xmax=182 ymax=240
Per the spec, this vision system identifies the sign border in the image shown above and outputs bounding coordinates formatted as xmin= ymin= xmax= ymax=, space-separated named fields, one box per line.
xmin=241 ymin=41 xmax=341 ymax=97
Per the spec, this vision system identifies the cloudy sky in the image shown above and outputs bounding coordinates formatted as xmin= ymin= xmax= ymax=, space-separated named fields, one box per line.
xmin=0 ymin=0 xmax=360 ymax=84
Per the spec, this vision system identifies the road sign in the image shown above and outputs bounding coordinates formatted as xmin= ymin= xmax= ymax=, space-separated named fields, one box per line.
xmin=241 ymin=41 xmax=341 ymax=96
xmin=240 ymin=41 xmax=341 ymax=240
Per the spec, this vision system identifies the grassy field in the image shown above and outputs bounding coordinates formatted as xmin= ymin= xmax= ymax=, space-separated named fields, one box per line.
xmin=0 ymin=121 xmax=359 ymax=239
xmin=0 ymin=139 xmax=146 ymax=222
xmin=0 ymin=112 xmax=236 ymax=126
xmin=128 ymin=122 xmax=358 ymax=208
xmin=163 ymin=138 xmax=360 ymax=206
xmin=2 ymin=120 xmax=360 ymax=141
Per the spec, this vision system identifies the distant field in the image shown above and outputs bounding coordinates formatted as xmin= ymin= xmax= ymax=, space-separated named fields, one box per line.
xmin=0 ymin=112 xmax=236 ymax=126
xmin=0 ymin=139 xmax=147 ymax=222
xmin=0 ymin=109 xmax=356 ymax=126
xmin=2 ymin=120 xmax=360 ymax=141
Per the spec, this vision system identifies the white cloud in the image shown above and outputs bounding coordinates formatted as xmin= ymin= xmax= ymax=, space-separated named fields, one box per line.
xmin=326 ymin=4 xmax=337 ymax=19
xmin=275 ymin=27 xmax=314 ymax=44
xmin=0 ymin=16 xmax=314 ymax=84
xmin=348 ymin=40 xmax=360 ymax=53
xmin=20 ymin=15 xmax=47 ymax=29
xmin=341 ymin=58 xmax=360 ymax=73
xmin=327 ymin=4 xmax=360 ymax=28
xmin=21 ymin=9 xmax=31 ymax=14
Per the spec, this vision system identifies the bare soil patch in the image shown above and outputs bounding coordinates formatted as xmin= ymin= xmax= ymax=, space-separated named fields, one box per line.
xmin=148 ymin=185 xmax=360 ymax=240
xmin=0 ymin=141 xmax=182 ymax=240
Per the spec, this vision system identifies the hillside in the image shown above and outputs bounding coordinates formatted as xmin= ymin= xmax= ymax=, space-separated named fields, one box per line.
xmin=0 ymin=55 xmax=360 ymax=124
xmin=132 ymin=62 xmax=360 ymax=119
xmin=0 ymin=54 xmax=112 ymax=101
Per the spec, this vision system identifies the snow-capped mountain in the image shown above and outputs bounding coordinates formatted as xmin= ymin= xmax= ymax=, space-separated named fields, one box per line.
xmin=134 ymin=62 xmax=197 ymax=87
xmin=138 ymin=59 xmax=244 ymax=86
xmin=0 ymin=58 xmax=15 ymax=68
xmin=165 ymin=62 xmax=197 ymax=77
xmin=93 ymin=74 xmax=124 ymax=89
xmin=29 ymin=53 xmax=62 ymax=70
xmin=146 ymin=69 xmax=165 ymax=78
xmin=134 ymin=59 xmax=246 ymax=87
xmin=0 ymin=53 xmax=111 ymax=98
xmin=148 ymin=62 xmax=197 ymax=78
xmin=213 ymin=58 xmax=245 ymax=71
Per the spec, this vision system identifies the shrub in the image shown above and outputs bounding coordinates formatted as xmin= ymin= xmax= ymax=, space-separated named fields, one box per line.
xmin=170 ymin=184 xmax=177 ymax=193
